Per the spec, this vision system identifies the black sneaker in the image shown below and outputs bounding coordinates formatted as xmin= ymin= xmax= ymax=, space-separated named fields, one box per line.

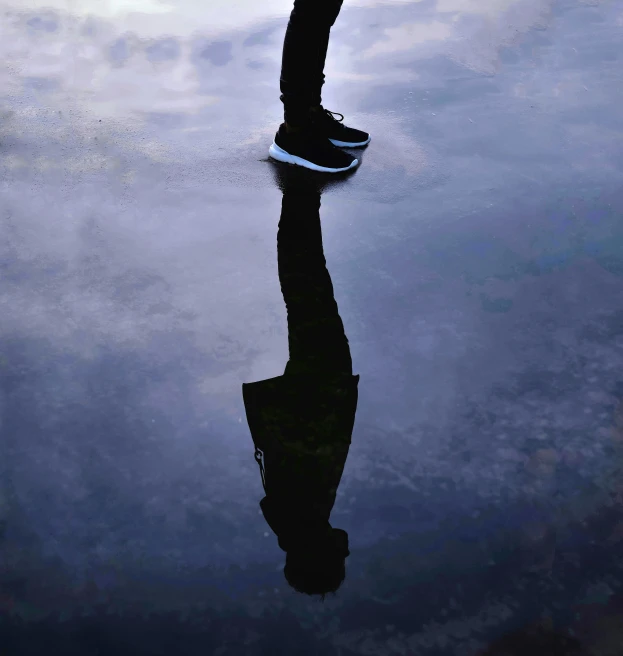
xmin=269 ymin=123 xmax=359 ymax=173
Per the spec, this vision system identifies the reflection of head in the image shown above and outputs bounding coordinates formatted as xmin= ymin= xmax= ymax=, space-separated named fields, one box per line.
xmin=283 ymin=528 xmax=350 ymax=601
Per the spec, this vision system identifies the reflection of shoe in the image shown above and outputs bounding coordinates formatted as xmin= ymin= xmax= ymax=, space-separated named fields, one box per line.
xmin=269 ymin=123 xmax=358 ymax=173
xmin=309 ymin=106 xmax=371 ymax=148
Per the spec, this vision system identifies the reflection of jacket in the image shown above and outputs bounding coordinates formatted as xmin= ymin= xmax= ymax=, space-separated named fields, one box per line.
xmin=243 ymin=371 xmax=359 ymax=552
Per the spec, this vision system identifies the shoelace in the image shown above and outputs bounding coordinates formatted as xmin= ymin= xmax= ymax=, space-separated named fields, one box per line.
xmin=322 ymin=107 xmax=344 ymax=123
xmin=315 ymin=108 xmax=344 ymax=125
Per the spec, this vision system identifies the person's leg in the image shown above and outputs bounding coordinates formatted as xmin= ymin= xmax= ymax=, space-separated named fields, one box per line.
xmin=279 ymin=0 xmax=344 ymax=130
xmin=311 ymin=2 xmax=342 ymax=107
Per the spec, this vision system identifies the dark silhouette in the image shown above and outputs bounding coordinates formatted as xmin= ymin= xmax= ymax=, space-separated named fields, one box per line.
xmin=279 ymin=0 xmax=344 ymax=129
xmin=268 ymin=0 xmax=368 ymax=173
xmin=242 ymin=166 xmax=359 ymax=600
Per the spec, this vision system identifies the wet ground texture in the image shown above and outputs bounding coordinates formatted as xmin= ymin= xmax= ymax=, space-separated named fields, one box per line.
xmin=1 ymin=0 xmax=623 ymax=654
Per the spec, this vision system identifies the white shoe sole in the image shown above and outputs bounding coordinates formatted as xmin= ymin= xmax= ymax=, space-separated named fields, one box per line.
xmin=268 ymin=142 xmax=359 ymax=173
xmin=329 ymin=136 xmax=371 ymax=148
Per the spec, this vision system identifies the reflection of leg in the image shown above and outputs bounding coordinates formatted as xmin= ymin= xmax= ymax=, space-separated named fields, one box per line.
xmin=278 ymin=192 xmax=352 ymax=376
xmin=279 ymin=0 xmax=344 ymax=127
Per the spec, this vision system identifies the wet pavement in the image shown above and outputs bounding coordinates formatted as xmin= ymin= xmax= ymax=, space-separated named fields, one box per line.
xmin=1 ymin=0 xmax=623 ymax=653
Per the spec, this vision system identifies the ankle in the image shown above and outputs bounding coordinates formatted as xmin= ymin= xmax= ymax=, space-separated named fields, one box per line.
xmin=285 ymin=122 xmax=304 ymax=133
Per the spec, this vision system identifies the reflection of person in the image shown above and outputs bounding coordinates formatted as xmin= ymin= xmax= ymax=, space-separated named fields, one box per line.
xmin=268 ymin=0 xmax=370 ymax=173
xmin=242 ymin=171 xmax=359 ymax=600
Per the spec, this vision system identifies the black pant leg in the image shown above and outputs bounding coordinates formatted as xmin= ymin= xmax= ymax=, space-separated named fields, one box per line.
xmin=279 ymin=0 xmax=344 ymax=126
